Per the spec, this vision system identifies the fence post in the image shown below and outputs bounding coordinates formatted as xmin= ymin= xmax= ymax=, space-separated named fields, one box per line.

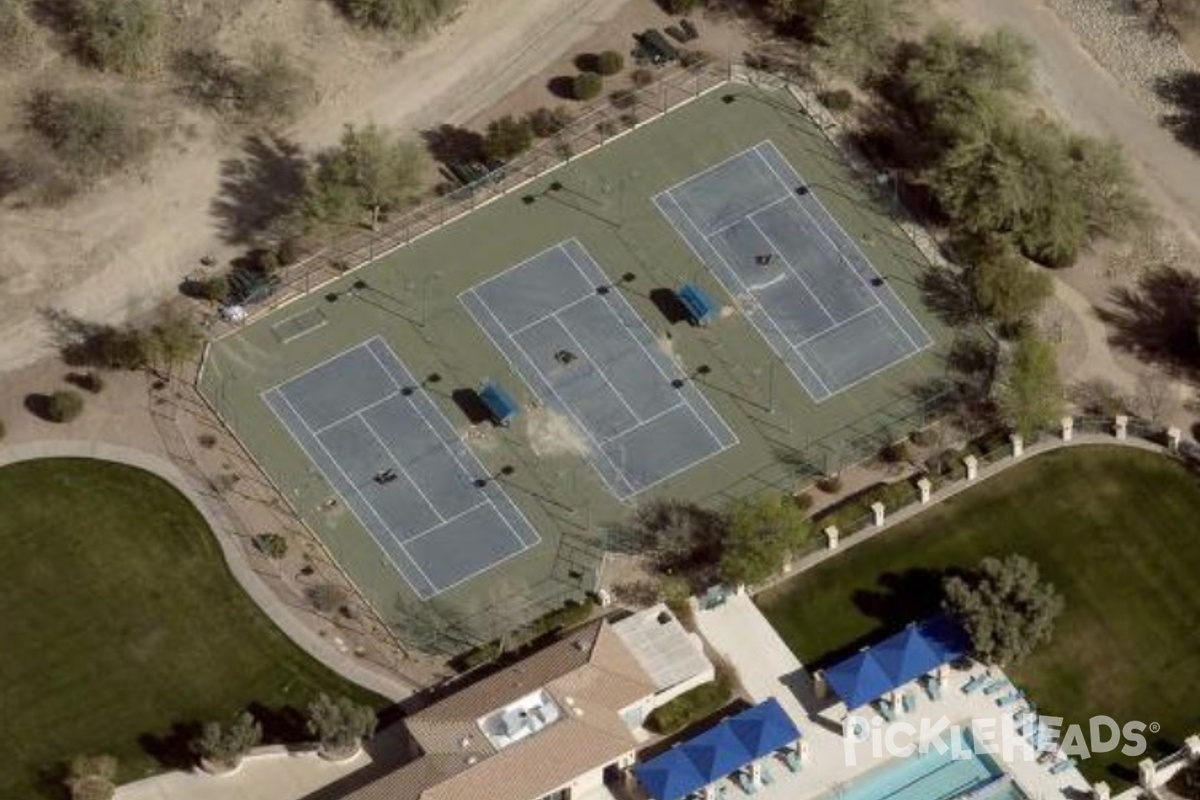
xmin=1139 ymin=758 xmax=1157 ymax=789
xmin=1062 ymin=416 xmax=1074 ymax=442
xmin=871 ymin=502 xmax=885 ymax=528
xmin=1115 ymin=414 xmax=1129 ymax=441
xmin=963 ymin=455 xmax=978 ymax=481
xmin=1009 ymin=433 xmax=1024 ymax=458
xmin=824 ymin=525 xmax=840 ymax=550
xmin=1168 ymin=427 xmax=1181 ymax=451
xmin=1092 ymin=782 xmax=1110 ymax=800
xmin=917 ymin=477 xmax=932 ymax=505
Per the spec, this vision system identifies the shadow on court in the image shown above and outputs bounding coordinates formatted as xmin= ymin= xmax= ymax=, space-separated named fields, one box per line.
xmin=650 ymin=287 xmax=691 ymax=325
xmin=451 ymin=388 xmax=491 ymax=425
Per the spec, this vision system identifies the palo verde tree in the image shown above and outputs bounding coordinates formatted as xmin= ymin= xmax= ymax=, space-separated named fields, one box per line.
xmin=994 ymin=328 xmax=1063 ymax=440
xmin=943 ymin=554 xmax=1064 ymax=665
xmin=768 ymin=0 xmax=913 ymax=79
xmin=718 ymin=493 xmax=811 ymax=587
xmin=302 ymin=123 xmax=427 ymax=231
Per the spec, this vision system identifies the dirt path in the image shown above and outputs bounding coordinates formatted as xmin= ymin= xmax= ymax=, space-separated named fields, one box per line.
xmin=0 ymin=0 xmax=631 ymax=373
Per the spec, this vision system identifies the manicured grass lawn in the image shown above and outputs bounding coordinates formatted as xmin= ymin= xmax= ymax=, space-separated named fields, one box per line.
xmin=0 ymin=459 xmax=386 ymax=799
xmin=758 ymin=446 xmax=1200 ymax=785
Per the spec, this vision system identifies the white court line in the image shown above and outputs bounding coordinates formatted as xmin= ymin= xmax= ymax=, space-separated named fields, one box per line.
xmin=551 ymin=304 xmax=644 ymax=424
xmin=358 ymin=413 xmax=445 ymax=523
xmin=507 ymin=290 xmax=596 ymax=338
xmin=462 ymin=288 xmax=635 ymax=497
xmin=265 ymin=340 xmax=377 ymax=400
xmin=400 ymin=500 xmax=490 ymax=546
xmin=600 ymin=402 xmax=686 ymax=446
xmin=798 ymin=332 xmax=930 ymax=398
xmin=268 ymin=387 xmax=438 ymax=597
xmin=313 ymin=390 xmax=401 ymax=435
xmin=462 ymin=240 xmax=579 ymax=293
xmin=652 ymin=191 xmax=826 ymax=401
xmin=707 ymin=194 xmax=792 ymax=239
xmin=753 ymin=142 xmax=930 ymax=352
xmin=746 ymin=215 xmax=838 ymax=327
xmin=560 ymin=240 xmax=737 ymax=451
xmin=654 ymin=140 xmax=777 ymax=203
xmin=430 ymin=503 xmax=540 ymax=596
xmin=664 ymin=191 xmax=835 ymax=399
xmin=745 ymin=272 xmax=789 ymax=293
xmin=796 ymin=302 xmax=884 ymax=347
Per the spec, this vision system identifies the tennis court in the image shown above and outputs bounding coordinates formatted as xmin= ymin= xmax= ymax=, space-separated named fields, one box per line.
xmin=460 ymin=239 xmax=737 ymax=500
xmin=262 ymin=337 xmax=540 ymax=600
xmin=654 ymin=140 xmax=933 ymax=403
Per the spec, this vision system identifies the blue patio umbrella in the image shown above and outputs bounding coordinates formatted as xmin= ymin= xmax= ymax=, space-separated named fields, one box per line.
xmin=681 ymin=722 xmax=754 ymax=780
xmin=824 ymin=649 xmax=894 ymax=709
xmin=873 ymin=625 xmax=944 ymax=684
xmin=635 ymin=746 xmax=708 ymax=800
xmin=727 ymin=698 xmax=801 ymax=758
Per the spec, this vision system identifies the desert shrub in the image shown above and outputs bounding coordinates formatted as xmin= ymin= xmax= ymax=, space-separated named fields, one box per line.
xmin=610 ymin=88 xmax=637 ymax=110
xmin=526 ymin=106 xmax=572 ymax=137
xmin=253 ymin=532 xmax=288 ymax=560
xmin=816 ymin=474 xmax=843 ymax=494
xmin=26 ymin=89 xmax=152 ymax=183
xmin=596 ymin=50 xmax=624 ymax=76
xmin=46 ymin=390 xmax=84 ymax=423
xmin=595 ymin=119 xmax=620 ymax=137
xmin=880 ymin=440 xmax=912 ymax=464
xmin=333 ymin=0 xmax=458 ymax=32
xmin=645 ymin=674 xmax=731 ymax=734
xmin=818 ymin=88 xmax=854 ymax=111
xmin=192 ymin=274 xmax=230 ymax=303
xmin=197 ymin=432 xmax=218 ymax=448
xmin=483 ymin=114 xmax=534 ymax=161
xmin=71 ymin=0 xmax=159 ymax=74
xmin=631 ymin=68 xmax=654 ymax=88
xmin=65 ymin=755 xmax=118 ymax=800
xmin=174 ymin=45 xmax=312 ymax=123
xmin=0 ymin=0 xmax=34 ymax=65
xmin=66 ymin=371 xmax=105 ymax=394
xmin=793 ymin=492 xmax=814 ymax=513
xmin=909 ymin=427 xmax=940 ymax=447
xmin=308 ymin=583 xmax=348 ymax=614
xmin=679 ymin=49 xmax=711 ymax=70
xmin=572 ymin=71 xmax=603 ymax=101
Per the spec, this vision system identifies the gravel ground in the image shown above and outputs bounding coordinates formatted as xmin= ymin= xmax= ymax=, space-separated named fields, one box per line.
xmin=1044 ymin=0 xmax=1196 ymax=116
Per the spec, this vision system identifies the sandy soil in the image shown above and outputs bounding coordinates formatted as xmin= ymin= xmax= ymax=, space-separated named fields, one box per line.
xmin=0 ymin=0 xmax=636 ymax=373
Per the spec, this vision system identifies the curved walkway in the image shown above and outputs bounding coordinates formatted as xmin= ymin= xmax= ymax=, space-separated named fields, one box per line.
xmin=0 ymin=440 xmax=414 ymax=702
xmin=761 ymin=431 xmax=1171 ymax=592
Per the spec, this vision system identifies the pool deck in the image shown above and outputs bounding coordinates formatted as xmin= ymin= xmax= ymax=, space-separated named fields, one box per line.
xmin=692 ymin=593 xmax=1093 ymax=800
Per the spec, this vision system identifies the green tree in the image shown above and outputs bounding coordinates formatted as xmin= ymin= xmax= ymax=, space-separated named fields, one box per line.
xmin=970 ymin=246 xmax=1054 ymax=328
xmin=46 ymin=390 xmax=84 ymax=423
xmin=334 ymin=0 xmax=458 ymax=32
xmin=483 ymin=114 xmax=534 ymax=161
xmin=26 ymin=90 xmax=153 ymax=184
xmin=770 ymin=0 xmax=911 ymax=78
xmin=572 ymin=72 xmax=603 ymax=101
xmin=595 ymin=50 xmax=625 ymax=76
xmin=719 ymin=493 xmax=811 ymax=586
xmin=236 ymin=44 xmax=314 ymax=123
xmin=72 ymin=0 xmax=159 ymax=74
xmin=149 ymin=308 xmax=203 ymax=373
xmin=307 ymin=694 xmax=378 ymax=758
xmin=942 ymin=554 xmax=1064 ymax=665
xmin=0 ymin=0 xmax=33 ymax=65
xmin=303 ymin=123 xmax=427 ymax=230
xmin=526 ymin=107 xmax=572 ymax=138
xmin=191 ymin=712 xmax=262 ymax=770
xmin=65 ymin=755 xmax=118 ymax=800
xmin=1068 ymin=135 xmax=1150 ymax=241
xmin=995 ymin=329 xmax=1063 ymax=440
xmin=253 ymin=532 xmax=289 ymax=561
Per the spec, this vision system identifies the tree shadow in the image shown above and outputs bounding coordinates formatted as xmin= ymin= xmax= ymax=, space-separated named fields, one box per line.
xmin=574 ymin=53 xmax=599 ymax=73
xmin=1154 ymin=70 xmax=1200 ymax=151
xmin=420 ymin=124 xmax=485 ymax=166
xmin=451 ymin=388 xmax=491 ymax=425
xmin=1096 ymin=265 xmax=1200 ymax=375
xmin=210 ymin=133 xmax=308 ymax=246
xmin=23 ymin=393 xmax=53 ymax=421
xmin=40 ymin=308 xmax=145 ymax=370
xmin=547 ymin=76 xmax=577 ymax=101
xmin=138 ymin=720 xmax=203 ymax=772
xmin=649 ymin=288 xmax=689 ymax=325
xmin=917 ymin=266 xmax=977 ymax=327
xmin=246 ymin=702 xmax=309 ymax=743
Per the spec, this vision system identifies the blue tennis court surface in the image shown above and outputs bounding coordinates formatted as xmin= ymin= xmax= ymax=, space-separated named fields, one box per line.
xmin=654 ymin=140 xmax=933 ymax=403
xmin=262 ymin=337 xmax=540 ymax=600
xmin=460 ymin=239 xmax=738 ymax=500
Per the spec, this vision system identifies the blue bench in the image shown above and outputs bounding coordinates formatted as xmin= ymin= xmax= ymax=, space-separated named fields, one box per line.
xmin=479 ymin=382 xmax=519 ymax=427
xmin=677 ymin=283 xmax=716 ymax=326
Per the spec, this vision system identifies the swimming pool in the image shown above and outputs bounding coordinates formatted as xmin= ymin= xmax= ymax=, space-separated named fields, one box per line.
xmin=823 ymin=731 xmax=1026 ymax=800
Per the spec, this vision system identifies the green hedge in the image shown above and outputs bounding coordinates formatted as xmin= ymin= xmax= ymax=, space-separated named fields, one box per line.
xmin=815 ymin=480 xmax=921 ymax=534
xmin=645 ymin=677 xmax=732 ymax=735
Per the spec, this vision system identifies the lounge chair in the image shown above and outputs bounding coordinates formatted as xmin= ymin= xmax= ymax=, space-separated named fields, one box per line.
xmin=762 ymin=765 xmax=775 ymax=785
xmin=902 ymin=692 xmax=917 ymax=714
xmin=996 ymin=691 xmax=1023 ymax=708
xmin=783 ymin=750 xmax=801 ymax=772
xmin=925 ymin=676 xmax=942 ymax=701
xmin=983 ymin=679 xmax=1011 ymax=695
xmin=961 ymin=675 xmax=987 ymax=694
xmin=877 ymin=699 xmax=897 ymax=722
xmin=717 ymin=784 xmax=729 ymax=799
xmin=735 ymin=772 xmax=758 ymax=795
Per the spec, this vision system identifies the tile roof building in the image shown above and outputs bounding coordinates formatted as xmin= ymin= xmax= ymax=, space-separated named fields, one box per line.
xmin=338 ymin=612 xmax=711 ymax=800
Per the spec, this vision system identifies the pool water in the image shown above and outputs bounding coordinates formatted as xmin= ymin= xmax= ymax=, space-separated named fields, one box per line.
xmin=825 ymin=731 xmax=1026 ymax=800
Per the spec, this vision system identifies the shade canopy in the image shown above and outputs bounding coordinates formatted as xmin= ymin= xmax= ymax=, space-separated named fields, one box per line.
xmin=824 ymin=617 xmax=969 ymax=709
xmin=634 ymin=699 xmax=801 ymax=800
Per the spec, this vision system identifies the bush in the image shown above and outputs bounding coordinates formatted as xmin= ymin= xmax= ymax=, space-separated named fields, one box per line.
xmin=333 ymin=0 xmax=457 ymax=32
xmin=483 ymin=114 xmax=534 ymax=161
xmin=308 ymin=583 xmax=348 ymax=614
xmin=66 ymin=371 xmax=105 ymax=394
xmin=307 ymin=694 xmax=377 ymax=757
xmin=252 ymin=532 xmax=288 ymax=560
xmin=816 ymin=474 xmax=843 ymax=494
xmin=46 ymin=390 xmax=84 ymax=423
xmin=65 ymin=755 xmax=118 ymax=800
xmin=631 ymin=68 xmax=654 ymax=88
xmin=595 ymin=119 xmax=620 ymax=137
xmin=645 ymin=676 xmax=732 ymax=734
xmin=909 ymin=427 xmax=940 ymax=447
xmin=526 ymin=106 xmax=572 ymax=138
xmin=525 ymin=597 xmax=595 ymax=640
xmin=71 ymin=0 xmax=159 ymax=74
xmin=572 ymin=71 xmax=603 ymax=101
xmin=610 ymin=88 xmax=637 ymax=110
xmin=191 ymin=275 xmax=230 ymax=303
xmin=26 ymin=90 xmax=152 ymax=183
xmin=191 ymin=712 xmax=261 ymax=770
xmin=880 ymin=440 xmax=912 ymax=464
xmin=596 ymin=50 xmax=624 ymax=76
xmin=793 ymin=492 xmax=814 ymax=513
xmin=818 ymin=89 xmax=854 ymax=111
xmin=0 ymin=0 xmax=33 ymax=66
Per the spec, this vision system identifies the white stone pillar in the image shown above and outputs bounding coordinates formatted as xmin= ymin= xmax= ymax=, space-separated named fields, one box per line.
xmin=800 ymin=740 xmax=811 ymax=764
xmin=1092 ymin=781 xmax=1110 ymax=800
xmin=824 ymin=525 xmax=840 ymax=550
xmin=871 ymin=501 xmax=885 ymax=527
xmin=963 ymin=454 xmax=978 ymax=481
xmin=1168 ymin=427 xmax=1181 ymax=451
xmin=1116 ymin=415 xmax=1129 ymax=441
xmin=1010 ymin=433 xmax=1024 ymax=458
xmin=749 ymin=761 xmax=763 ymax=787
xmin=1062 ymin=416 xmax=1074 ymax=442
xmin=1138 ymin=757 xmax=1157 ymax=789
xmin=917 ymin=477 xmax=932 ymax=504
xmin=813 ymin=670 xmax=829 ymax=699
xmin=1186 ymin=734 xmax=1200 ymax=758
